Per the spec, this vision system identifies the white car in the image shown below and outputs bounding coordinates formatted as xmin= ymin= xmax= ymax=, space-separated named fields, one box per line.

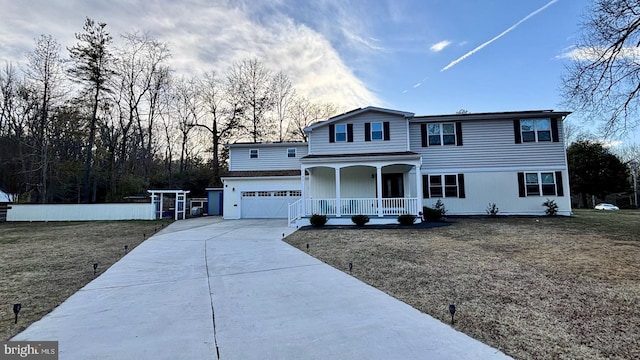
xmin=594 ymin=203 xmax=619 ymax=211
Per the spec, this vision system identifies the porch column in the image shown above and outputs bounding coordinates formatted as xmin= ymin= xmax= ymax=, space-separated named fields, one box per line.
xmin=415 ymin=163 xmax=423 ymax=217
xmin=335 ymin=167 xmax=341 ymax=217
xmin=301 ymin=167 xmax=306 ymax=216
xmin=376 ymin=165 xmax=383 ymax=217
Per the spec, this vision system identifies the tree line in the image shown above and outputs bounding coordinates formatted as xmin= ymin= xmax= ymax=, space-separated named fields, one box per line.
xmin=0 ymin=17 xmax=339 ymax=204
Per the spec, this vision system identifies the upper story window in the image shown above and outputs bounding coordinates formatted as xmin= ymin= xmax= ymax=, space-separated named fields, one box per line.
xmin=287 ymin=148 xmax=296 ymax=158
xmin=428 ymin=123 xmax=456 ymax=145
xmin=335 ymin=124 xmax=347 ymax=142
xmin=518 ymin=171 xmax=564 ymax=197
xmin=421 ymin=122 xmax=462 ymax=147
xmin=329 ymin=123 xmax=353 ymax=143
xmin=365 ymin=121 xmax=390 ymax=141
xmin=515 ymin=118 xmax=559 ymax=143
xmin=249 ymin=149 xmax=258 ymax=159
xmin=521 ymin=119 xmax=551 ymax=142
xmin=371 ymin=122 xmax=383 ymax=140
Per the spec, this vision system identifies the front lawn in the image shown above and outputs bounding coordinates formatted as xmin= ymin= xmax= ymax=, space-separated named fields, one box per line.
xmin=0 ymin=220 xmax=172 ymax=340
xmin=284 ymin=210 xmax=640 ymax=360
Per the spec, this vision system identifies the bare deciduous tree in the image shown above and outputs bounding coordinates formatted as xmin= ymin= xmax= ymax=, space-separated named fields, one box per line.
xmin=286 ymin=96 xmax=338 ymax=141
xmin=112 ymin=32 xmax=170 ymax=185
xmin=563 ymin=0 xmax=640 ymax=136
xmin=272 ymin=71 xmax=294 ymax=142
xmin=227 ymin=58 xmax=274 ymax=143
xmin=193 ymin=71 xmax=243 ymax=184
xmin=25 ymin=35 xmax=66 ymax=202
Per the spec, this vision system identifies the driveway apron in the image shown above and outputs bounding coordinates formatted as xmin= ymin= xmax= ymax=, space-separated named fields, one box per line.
xmin=13 ymin=218 xmax=510 ymax=359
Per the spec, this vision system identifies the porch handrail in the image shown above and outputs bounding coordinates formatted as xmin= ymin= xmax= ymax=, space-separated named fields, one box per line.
xmin=288 ymin=198 xmax=303 ymax=225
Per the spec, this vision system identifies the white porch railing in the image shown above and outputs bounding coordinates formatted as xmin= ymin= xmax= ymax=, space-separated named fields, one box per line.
xmin=288 ymin=199 xmax=304 ymax=225
xmin=295 ymin=197 xmax=419 ymax=218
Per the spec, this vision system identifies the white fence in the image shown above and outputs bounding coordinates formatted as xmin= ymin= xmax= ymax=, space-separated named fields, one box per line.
xmin=7 ymin=203 xmax=155 ymax=221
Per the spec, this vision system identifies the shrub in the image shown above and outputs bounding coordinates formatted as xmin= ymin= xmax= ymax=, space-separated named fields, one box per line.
xmin=422 ymin=207 xmax=441 ymax=221
xmin=486 ymin=202 xmax=499 ymax=216
xmin=351 ymin=214 xmax=370 ymax=226
xmin=434 ymin=199 xmax=447 ymax=216
xmin=309 ymin=214 xmax=328 ymax=227
xmin=542 ymin=199 xmax=558 ymax=216
xmin=397 ymin=214 xmax=416 ymax=226
xmin=423 ymin=200 xmax=447 ymax=221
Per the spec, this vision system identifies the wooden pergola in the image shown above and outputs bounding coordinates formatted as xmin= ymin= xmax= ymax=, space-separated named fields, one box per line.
xmin=147 ymin=190 xmax=191 ymax=220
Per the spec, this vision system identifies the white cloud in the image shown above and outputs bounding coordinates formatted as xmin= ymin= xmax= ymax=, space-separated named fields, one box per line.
xmin=441 ymin=0 xmax=559 ymax=71
xmin=557 ymin=46 xmax=640 ymax=62
xmin=430 ymin=40 xmax=451 ymax=52
xmin=0 ymin=0 xmax=379 ymax=110
xmin=601 ymin=139 xmax=624 ymax=148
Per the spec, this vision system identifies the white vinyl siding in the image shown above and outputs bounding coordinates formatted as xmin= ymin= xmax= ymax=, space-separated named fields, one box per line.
xmin=410 ymin=120 xmax=566 ymax=170
xmin=229 ymin=144 xmax=308 ymax=171
xmin=420 ymin=171 xmax=570 ymax=216
xmin=309 ymin=167 xmax=376 ymax=199
xmin=309 ymin=112 xmax=408 ymax=155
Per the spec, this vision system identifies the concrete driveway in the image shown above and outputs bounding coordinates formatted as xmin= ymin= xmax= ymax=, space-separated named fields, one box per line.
xmin=13 ymin=218 xmax=510 ymax=359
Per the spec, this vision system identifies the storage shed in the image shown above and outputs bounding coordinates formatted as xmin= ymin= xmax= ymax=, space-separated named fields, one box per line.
xmin=206 ymin=188 xmax=223 ymax=216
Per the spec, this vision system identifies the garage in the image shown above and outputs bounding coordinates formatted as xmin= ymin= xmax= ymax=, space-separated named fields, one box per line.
xmin=240 ymin=190 xmax=301 ymax=218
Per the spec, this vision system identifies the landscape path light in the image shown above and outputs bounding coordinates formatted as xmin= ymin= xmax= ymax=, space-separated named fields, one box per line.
xmin=449 ymin=303 xmax=456 ymax=325
xmin=13 ymin=303 xmax=21 ymax=324
xmin=630 ymin=160 xmax=638 ymax=209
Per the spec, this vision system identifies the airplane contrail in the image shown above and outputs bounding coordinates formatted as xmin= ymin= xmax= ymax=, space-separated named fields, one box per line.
xmin=441 ymin=0 xmax=559 ymax=72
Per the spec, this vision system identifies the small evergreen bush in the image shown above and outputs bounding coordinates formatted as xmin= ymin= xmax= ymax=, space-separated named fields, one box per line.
xmin=397 ymin=214 xmax=416 ymax=225
xmin=310 ymin=214 xmax=328 ymax=227
xmin=423 ymin=207 xmax=442 ymax=221
xmin=351 ymin=214 xmax=370 ymax=226
xmin=542 ymin=199 xmax=558 ymax=216
xmin=423 ymin=200 xmax=447 ymax=221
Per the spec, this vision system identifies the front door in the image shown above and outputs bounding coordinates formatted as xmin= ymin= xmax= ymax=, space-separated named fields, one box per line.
xmin=382 ymin=173 xmax=404 ymax=198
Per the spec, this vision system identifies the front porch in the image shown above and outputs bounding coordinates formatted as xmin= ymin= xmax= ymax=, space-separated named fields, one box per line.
xmin=288 ymin=152 xmax=423 ymax=226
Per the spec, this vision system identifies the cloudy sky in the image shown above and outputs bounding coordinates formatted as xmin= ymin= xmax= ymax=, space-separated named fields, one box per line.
xmin=1 ymin=0 xmax=590 ymax=118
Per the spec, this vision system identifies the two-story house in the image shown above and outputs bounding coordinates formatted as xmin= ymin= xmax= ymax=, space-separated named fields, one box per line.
xmin=221 ymin=106 xmax=571 ymax=225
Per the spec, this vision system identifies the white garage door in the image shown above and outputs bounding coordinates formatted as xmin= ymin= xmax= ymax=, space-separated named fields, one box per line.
xmin=241 ymin=190 xmax=301 ymax=218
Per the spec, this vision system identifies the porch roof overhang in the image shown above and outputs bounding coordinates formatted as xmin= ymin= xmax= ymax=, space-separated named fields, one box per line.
xmin=301 ymin=151 xmax=420 ymax=164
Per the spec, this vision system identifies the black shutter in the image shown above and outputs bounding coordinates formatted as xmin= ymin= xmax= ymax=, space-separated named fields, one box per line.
xmin=364 ymin=122 xmax=371 ymax=141
xmin=551 ymin=118 xmax=560 ymax=142
xmin=517 ymin=172 xmax=526 ymax=197
xmin=383 ymin=121 xmax=390 ymax=141
xmin=514 ymin=120 xmax=522 ymax=144
xmin=422 ymin=175 xmax=429 ymax=198
xmin=458 ymin=174 xmax=465 ymax=198
xmin=555 ymin=171 xmax=564 ymax=196
xmin=347 ymin=123 xmax=353 ymax=142
xmin=329 ymin=124 xmax=335 ymax=143
xmin=421 ymin=124 xmax=428 ymax=147
xmin=455 ymin=121 xmax=463 ymax=146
